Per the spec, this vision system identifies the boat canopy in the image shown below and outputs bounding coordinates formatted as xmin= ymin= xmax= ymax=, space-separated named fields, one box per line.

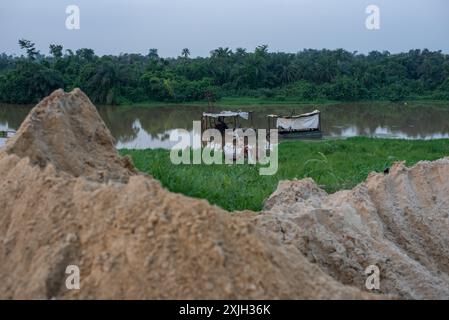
xmin=202 ymin=111 xmax=250 ymax=120
xmin=268 ymin=110 xmax=320 ymax=131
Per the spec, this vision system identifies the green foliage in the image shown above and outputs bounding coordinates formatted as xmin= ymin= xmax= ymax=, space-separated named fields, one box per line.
xmin=148 ymin=49 xmax=159 ymax=60
xmin=76 ymin=59 xmax=121 ymax=104
xmin=18 ymin=39 xmax=39 ymax=60
xmin=0 ymin=61 xmax=63 ymax=103
xmin=433 ymin=79 xmax=449 ymax=99
xmin=49 ymin=44 xmax=63 ymax=59
xmin=121 ymin=137 xmax=449 ymax=211
xmin=1 ymin=42 xmax=449 ymax=104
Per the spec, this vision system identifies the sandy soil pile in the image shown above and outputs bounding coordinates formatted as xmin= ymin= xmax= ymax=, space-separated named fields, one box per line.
xmin=3 ymin=89 xmax=136 ymax=183
xmin=256 ymin=162 xmax=449 ymax=299
xmin=0 ymin=89 xmax=369 ymax=299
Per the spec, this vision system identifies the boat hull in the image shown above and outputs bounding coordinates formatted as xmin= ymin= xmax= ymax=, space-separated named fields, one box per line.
xmin=278 ymin=130 xmax=323 ymax=140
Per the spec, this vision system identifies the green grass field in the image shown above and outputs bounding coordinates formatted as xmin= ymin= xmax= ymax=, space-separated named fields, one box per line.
xmin=120 ymin=137 xmax=449 ymax=212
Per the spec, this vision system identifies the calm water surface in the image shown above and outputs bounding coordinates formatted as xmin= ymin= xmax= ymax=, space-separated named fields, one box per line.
xmin=1 ymin=102 xmax=449 ymax=149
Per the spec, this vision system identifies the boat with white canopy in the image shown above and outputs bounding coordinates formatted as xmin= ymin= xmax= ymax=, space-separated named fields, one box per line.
xmin=201 ymin=111 xmax=253 ymax=133
xmin=267 ymin=110 xmax=322 ymax=139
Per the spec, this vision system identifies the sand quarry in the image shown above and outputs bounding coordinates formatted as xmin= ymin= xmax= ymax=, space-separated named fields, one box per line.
xmin=1 ymin=89 xmax=449 ymax=299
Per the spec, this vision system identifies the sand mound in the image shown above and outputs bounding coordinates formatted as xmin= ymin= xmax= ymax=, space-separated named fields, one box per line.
xmin=256 ymin=160 xmax=449 ymax=299
xmin=0 ymin=89 xmax=371 ymax=299
xmin=3 ymin=89 xmax=135 ymax=183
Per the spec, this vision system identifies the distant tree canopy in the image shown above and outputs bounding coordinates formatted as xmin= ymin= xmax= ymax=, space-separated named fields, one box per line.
xmin=18 ymin=39 xmax=39 ymax=60
xmin=0 ymin=40 xmax=448 ymax=105
xmin=49 ymin=44 xmax=63 ymax=59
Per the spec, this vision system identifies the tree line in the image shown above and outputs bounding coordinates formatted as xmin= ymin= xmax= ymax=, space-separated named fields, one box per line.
xmin=0 ymin=39 xmax=448 ymax=105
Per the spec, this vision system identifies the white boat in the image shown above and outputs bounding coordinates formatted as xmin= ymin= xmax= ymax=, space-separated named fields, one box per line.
xmin=267 ymin=110 xmax=322 ymax=139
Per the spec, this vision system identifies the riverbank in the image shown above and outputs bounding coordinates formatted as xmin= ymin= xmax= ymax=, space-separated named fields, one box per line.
xmin=116 ymin=97 xmax=449 ymax=109
xmin=3 ymin=96 xmax=448 ymax=110
xmin=120 ymin=137 xmax=449 ymax=211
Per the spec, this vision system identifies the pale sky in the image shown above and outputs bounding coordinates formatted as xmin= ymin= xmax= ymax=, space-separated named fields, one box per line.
xmin=0 ymin=0 xmax=448 ymax=57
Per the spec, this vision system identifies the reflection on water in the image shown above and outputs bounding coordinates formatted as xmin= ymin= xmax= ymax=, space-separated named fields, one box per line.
xmin=330 ymin=125 xmax=449 ymax=140
xmin=115 ymin=120 xmax=185 ymax=149
xmin=1 ymin=102 xmax=449 ymax=149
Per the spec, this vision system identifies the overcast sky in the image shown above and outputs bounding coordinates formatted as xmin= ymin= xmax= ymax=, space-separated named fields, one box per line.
xmin=0 ymin=0 xmax=448 ymax=57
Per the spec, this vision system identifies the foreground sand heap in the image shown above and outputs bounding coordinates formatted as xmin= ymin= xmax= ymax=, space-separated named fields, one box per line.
xmin=0 ymin=89 xmax=447 ymax=299
xmin=256 ymin=169 xmax=449 ymax=299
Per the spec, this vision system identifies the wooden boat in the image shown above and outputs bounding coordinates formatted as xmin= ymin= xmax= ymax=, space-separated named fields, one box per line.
xmin=201 ymin=111 xmax=255 ymax=160
xmin=201 ymin=111 xmax=253 ymax=133
xmin=267 ymin=110 xmax=323 ymax=139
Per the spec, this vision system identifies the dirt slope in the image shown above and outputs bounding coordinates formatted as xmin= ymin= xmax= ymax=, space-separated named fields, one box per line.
xmin=0 ymin=89 xmax=370 ymax=299
xmin=256 ymin=161 xmax=449 ymax=299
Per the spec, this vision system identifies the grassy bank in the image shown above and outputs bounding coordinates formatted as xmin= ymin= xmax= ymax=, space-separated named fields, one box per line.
xmin=118 ymin=97 xmax=449 ymax=109
xmin=120 ymin=137 xmax=449 ymax=212
xmin=127 ymin=97 xmax=338 ymax=108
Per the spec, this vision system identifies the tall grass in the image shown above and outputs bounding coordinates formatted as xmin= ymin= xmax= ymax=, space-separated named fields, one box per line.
xmin=120 ymin=137 xmax=449 ymax=212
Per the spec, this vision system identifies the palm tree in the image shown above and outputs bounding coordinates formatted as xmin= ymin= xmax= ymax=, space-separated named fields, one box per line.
xmin=255 ymin=45 xmax=269 ymax=57
xmin=148 ymin=48 xmax=159 ymax=60
xmin=181 ymin=48 xmax=190 ymax=59
xmin=18 ymin=39 xmax=39 ymax=60
xmin=76 ymin=48 xmax=95 ymax=61
xmin=235 ymin=47 xmax=247 ymax=57
xmin=210 ymin=47 xmax=232 ymax=59
xmin=49 ymin=44 xmax=63 ymax=59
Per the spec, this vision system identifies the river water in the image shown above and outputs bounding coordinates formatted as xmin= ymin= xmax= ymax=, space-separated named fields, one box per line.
xmin=1 ymin=102 xmax=449 ymax=149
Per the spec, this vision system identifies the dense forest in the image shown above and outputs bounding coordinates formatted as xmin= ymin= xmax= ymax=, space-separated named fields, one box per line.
xmin=0 ymin=39 xmax=448 ymax=105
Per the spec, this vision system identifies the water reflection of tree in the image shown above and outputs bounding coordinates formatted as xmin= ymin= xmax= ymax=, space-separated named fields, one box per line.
xmin=97 ymin=106 xmax=139 ymax=143
xmin=138 ymin=106 xmax=202 ymax=136
xmin=0 ymin=104 xmax=33 ymax=129
xmin=98 ymin=105 xmax=203 ymax=143
xmin=319 ymin=103 xmax=449 ymax=138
